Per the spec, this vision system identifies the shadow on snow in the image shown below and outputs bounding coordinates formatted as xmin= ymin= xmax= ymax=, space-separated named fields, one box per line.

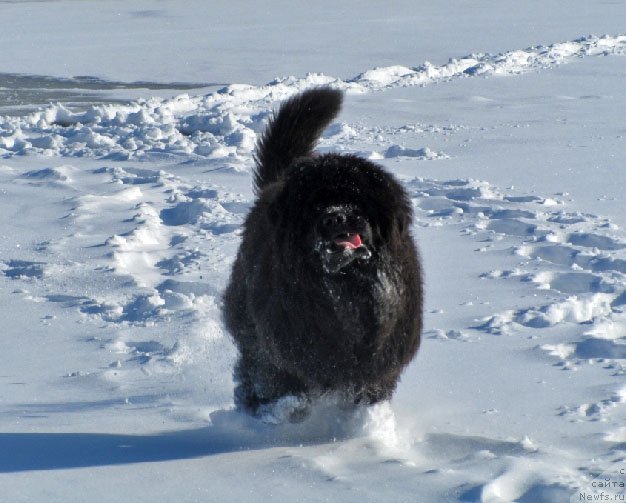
xmin=0 ymin=407 xmax=362 ymax=473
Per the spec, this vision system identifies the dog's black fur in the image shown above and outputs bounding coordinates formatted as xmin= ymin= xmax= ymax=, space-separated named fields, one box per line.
xmin=223 ymin=88 xmax=422 ymax=416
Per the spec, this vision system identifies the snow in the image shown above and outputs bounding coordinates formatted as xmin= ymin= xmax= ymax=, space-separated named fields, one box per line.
xmin=2 ymin=2 xmax=626 ymax=502
xmin=2 ymin=34 xmax=626 ymax=161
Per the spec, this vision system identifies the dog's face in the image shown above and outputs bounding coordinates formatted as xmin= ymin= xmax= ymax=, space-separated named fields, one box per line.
xmin=266 ymin=154 xmax=412 ymax=275
xmin=313 ymin=203 xmax=374 ymax=273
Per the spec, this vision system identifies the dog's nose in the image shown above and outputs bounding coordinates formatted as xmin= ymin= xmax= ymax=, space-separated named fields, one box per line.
xmin=321 ymin=211 xmax=347 ymax=228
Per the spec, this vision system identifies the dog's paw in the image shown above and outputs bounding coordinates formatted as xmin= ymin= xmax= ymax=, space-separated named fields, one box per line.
xmin=257 ymin=395 xmax=310 ymax=424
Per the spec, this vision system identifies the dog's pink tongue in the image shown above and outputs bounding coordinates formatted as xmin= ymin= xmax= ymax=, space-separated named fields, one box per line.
xmin=335 ymin=234 xmax=362 ymax=249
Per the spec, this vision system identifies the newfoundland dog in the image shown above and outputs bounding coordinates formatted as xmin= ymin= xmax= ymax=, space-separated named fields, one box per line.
xmin=223 ymin=88 xmax=422 ymax=419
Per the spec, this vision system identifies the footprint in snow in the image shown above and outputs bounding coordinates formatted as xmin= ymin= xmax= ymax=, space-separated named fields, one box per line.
xmin=411 ymin=178 xmax=626 ymax=406
xmin=1 ymin=260 xmax=46 ymax=279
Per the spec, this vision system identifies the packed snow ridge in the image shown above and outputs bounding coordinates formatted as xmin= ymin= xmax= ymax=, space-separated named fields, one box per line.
xmin=0 ymin=34 xmax=624 ymax=160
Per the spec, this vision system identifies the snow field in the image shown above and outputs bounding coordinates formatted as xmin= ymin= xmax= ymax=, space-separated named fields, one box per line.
xmin=1 ymin=32 xmax=626 ymax=503
xmin=1 ymin=35 xmax=625 ymax=161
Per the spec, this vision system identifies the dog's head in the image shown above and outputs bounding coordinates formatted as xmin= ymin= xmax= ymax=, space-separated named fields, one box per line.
xmin=312 ymin=202 xmax=373 ymax=274
xmin=265 ymin=154 xmax=412 ymax=274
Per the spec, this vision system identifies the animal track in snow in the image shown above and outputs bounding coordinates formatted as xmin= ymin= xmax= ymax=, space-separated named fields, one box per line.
xmin=409 ymin=177 xmax=626 ymax=413
xmin=527 ymin=271 xmax=610 ymax=295
xmin=566 ymin=232 xmax=625 ymax=251
xmin=1 ymin=260 xmax=46 ymax=279
xmin=558 ymin=385 xmax=626 ymax=422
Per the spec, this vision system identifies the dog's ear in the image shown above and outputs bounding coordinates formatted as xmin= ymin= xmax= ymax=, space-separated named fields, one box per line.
xmin=395 ymin=215 xmax=406 ymax=235
xmin=268 ymin=199 xmax=281 ymax=225
xmin=260 ymin=181 xmax=286 ymax=226
xmin=393 ymin=190 xmax=413 ymax=237
xmin=396 ymin=211 xmax=411 ymax=235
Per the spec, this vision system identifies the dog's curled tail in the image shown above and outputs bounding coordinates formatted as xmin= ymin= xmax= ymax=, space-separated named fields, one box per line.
xmin=253 ymin=87 xmax=343 ymax=192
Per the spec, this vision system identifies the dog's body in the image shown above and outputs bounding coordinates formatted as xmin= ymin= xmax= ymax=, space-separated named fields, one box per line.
xmin=223 ymin=88 xmax=422 ymax=416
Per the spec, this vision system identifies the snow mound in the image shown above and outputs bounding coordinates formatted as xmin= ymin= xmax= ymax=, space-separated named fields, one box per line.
xmin=382 ymin=145 xmax=448 ymax=160
xmin=1 ymin=34 xmax=624 ymax=160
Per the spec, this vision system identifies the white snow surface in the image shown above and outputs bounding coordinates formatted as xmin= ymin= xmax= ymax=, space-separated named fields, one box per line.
xmin=1 ymin=34 xmax=625 ymax=161
xmin=1 ymin=3 xmax=626 ymax=503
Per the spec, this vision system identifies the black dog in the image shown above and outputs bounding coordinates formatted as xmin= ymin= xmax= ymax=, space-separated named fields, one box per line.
xmin=223 ymin=88 xmax=422 ymax=418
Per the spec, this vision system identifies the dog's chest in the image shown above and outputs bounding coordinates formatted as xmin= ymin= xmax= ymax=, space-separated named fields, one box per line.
xmin=322 ymin=268 xmax=401 ymax=336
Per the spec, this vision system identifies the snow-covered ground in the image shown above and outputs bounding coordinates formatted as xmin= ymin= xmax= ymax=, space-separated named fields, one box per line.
xmin=1 ymin=2 xmax=626 ymax=502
